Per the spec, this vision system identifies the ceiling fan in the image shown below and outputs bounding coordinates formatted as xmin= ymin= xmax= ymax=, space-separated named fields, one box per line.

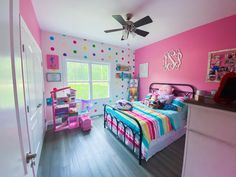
xmin=104 ymin=13 xmax=153 ymax=40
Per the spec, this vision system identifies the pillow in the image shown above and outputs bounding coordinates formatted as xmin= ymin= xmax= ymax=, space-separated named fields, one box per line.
xmin=171 ymin=98 xmax=186 ymax=112
xmin=115 ymin=100 xmax=133 ymax=111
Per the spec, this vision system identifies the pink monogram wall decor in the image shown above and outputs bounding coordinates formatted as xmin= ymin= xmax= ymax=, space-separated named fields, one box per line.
xmin=163 ymin=49 xmax=183 ymax=71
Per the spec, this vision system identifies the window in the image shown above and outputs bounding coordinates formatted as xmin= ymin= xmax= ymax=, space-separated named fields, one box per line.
xmin=67 ymin=60 xmax=110 ymax=100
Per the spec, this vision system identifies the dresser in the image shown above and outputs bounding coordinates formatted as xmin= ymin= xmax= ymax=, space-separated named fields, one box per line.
xmin=182 ymin=99 xmax=236 ymax=177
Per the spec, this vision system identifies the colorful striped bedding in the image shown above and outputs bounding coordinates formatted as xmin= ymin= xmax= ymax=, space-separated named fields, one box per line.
xmin=105 ymin=101 xmax=184 ymax=159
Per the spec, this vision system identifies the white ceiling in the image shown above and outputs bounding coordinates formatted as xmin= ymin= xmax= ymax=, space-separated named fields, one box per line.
xmin=32 ymin=0 xmax=236 ymax=50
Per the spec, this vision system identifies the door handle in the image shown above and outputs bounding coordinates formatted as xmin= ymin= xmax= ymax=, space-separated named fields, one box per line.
xmin=26 ymin=152 xmax=37 ymax=163
xmin=37 ymin=104 xmax=42 ymax=108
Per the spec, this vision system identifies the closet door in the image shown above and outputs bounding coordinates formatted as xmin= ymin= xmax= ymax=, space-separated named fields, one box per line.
xmin=21 ymin=18 xmax=44 ymax=176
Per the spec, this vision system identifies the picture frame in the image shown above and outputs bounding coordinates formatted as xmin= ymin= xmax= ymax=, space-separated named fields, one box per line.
xmin=139 ymin=63 xmax=148 ymax=78
xmin=207 ymin=48 xmax=236 ymax=82
xmin=46 ymin=73 xmax=61 ymax=82
xmin=46 ymin=54 xmax=59 ymax=70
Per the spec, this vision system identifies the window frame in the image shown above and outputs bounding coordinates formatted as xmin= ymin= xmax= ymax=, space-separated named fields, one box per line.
xmin=65 ymin=59 xmax=111 ymax=100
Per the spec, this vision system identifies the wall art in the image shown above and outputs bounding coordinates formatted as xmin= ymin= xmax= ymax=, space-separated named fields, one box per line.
xmin=139 ymin=63 xmax=148 ymax=78
xmin=207 ymin=48 xmax=236 ymax=82
xmin=163 ymin=49 xmax=183 ymax=70
xmin=46 ymin=54 xmax=59 ymax=70
xmin=46 ymin=72 xmax=61 ymax=82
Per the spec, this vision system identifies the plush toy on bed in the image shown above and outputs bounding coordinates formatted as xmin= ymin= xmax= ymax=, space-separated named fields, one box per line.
xmin=144 ymin=85 xmax=176 ymax=110
xmin=115 ymin=100 xmax=133 ymax=111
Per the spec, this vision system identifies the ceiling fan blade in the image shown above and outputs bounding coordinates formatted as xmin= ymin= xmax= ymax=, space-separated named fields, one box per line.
xmin=112 ymin=15 xmax=127 ymax=26
xmin=104 ymin=28 xmax=123 ymax=33
xmin=134 ymin=29 xmax=149 ymax=37
xmin=133 ymin=16 xmax=153 ymax=28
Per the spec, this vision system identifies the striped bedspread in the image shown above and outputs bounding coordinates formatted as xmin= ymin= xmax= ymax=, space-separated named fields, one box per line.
xmin=105 ymin=102 xmax=173 ymax=159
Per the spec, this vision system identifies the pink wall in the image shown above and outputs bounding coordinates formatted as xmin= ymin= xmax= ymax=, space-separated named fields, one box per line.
xmin=20 ymin=0 xmax=41 ymax=46
xmin=135 ymin=15 xmax=236 ymax=100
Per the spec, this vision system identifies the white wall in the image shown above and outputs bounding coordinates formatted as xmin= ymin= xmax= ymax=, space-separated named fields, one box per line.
xmin=41 ymin=31 xmax=135 ymax=122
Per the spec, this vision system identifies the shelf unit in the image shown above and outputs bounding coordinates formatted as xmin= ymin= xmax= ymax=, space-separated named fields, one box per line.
xmin=50 ymin=87 xmax=79 ymax=132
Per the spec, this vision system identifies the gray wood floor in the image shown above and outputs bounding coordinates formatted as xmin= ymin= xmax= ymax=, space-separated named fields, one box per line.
xmin=37 ymin=117 xmax=185 ymax=177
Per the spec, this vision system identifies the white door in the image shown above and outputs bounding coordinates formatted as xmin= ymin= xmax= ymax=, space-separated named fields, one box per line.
xmin=20 ymin=18 xmax=45 ymax=176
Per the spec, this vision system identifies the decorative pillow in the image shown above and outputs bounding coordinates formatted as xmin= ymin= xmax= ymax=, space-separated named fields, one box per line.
xmin=115 ymin=100 xmax=133 ymax=111
xmin=171 ymin=98 xmax=186 ymax=111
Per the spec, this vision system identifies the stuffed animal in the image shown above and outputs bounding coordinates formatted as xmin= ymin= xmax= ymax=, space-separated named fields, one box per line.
xmin=143 ymin=85 xmax=175 ymax=109
xmin=157 ymin=85 xmax=175 ymax=104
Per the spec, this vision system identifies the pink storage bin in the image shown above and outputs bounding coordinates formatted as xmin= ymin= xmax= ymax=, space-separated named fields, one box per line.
xmin=80 ymin=115 xmax=92 ymax=131
xmin=68 ymin=116 xmax=79 ymax=129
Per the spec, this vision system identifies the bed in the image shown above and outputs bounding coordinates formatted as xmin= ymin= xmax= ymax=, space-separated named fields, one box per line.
xmin=103 ymin=83 xmax=195 ymax=165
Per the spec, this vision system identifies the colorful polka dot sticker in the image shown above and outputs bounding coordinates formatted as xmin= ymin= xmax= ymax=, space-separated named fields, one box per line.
xmin=73 ymin=50 xmax=77 ymax=54
xmin=109 ymin=100 xmax=112 ymax=103
xmin=50 ymin=47 xmax=55 ymax=51
xmin=108 ymin=47 xmax=111 ymax=51
xmin=63 ymin=53 xmax=67 ymax=56
xmin=84 ymin=55 xmax=88 ymax=59
xmin=92 ymin=44 xmax=96 ymax=48
xmin=93 ymin=53 xmax=96 ymax=56
xmin=116 ymin=95 xmax=118 ymax=98
xmin=121 ymin=85 xmax=124 ymax=88
xmin=82 ymin=46 xmax=88 ymax=51
xmin=73 ymin=40 xmax=77 ymax=44
xmin=101 ymin=49 xmax=104 ymax=53
xmin=94 ymin=109 xmax=97 ymax=112
xmin=133 ymin=59 xmax=135 ymax=62
xmin=94 ymin=102 xmax=98 ymax=105
xmin=116 ymin=52 xmax=118 ymax=55
xmin=49 ymin=36 xmax=54 ymax=41
xmin=127 ymin=61 xmax=130 ymax=64
xmin=122 ymin=57 xmax=124 ymax=60
xmin=115 ymin=60 xmax=118 ymax=63
xmin=122 ymin=50 xmax=124 ymax=53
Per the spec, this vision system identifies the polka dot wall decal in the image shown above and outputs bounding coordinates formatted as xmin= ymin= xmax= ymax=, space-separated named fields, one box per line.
xmin=93 ymin=53 xmax=96 ymax=56
xmin=84 ymin=55 xmax=88 ymax=59
xmin=63 ymin=53 xmax=67 ymax=56
xmin=108 ymin=47 xmax=111 ymax=51
xmin=82 ymin=46 xmax=88 ymax=51
xmin=50 ymin=36 xmax=54 ymax=40
xmin=50 ymin=47 xmax=55 ymax=51
xmin=122 ymin=50 xmax=124 ymax=53
xmin=92 ymin=44 xmax=96 ymax=48
xmin=128 ymin=61 xmax=130 ymax=64
xmin=133 ymin=59 xmax=135 ymax=62
xmin=94 ymin=102 xmax=98 ymax=105
xmin=73 ymin=40 xmax=77 ymax=44
xmin=116 ymin=52 xmax=118 ymax=55
xmin=116 ymin=95 xmax=118 ymax=98
xmin=73 ymin=50 xmax=77 ymax=54
xmin=94 ymin=109 xmax=97 ymax=112
xmin=101 ymin=58 xmax=104 ymax=61
xmin=122 ymin=57 xmax=124 ymax=60
xmin=101 ymin=49 xmax=104 ymax=53
xmin=115 ymin=60 xmax=118 ymax=63
xmin=109 ymin=100 xmax=112 ymax=103
xmin=121 ymin=85 xmax=124 ymax=88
